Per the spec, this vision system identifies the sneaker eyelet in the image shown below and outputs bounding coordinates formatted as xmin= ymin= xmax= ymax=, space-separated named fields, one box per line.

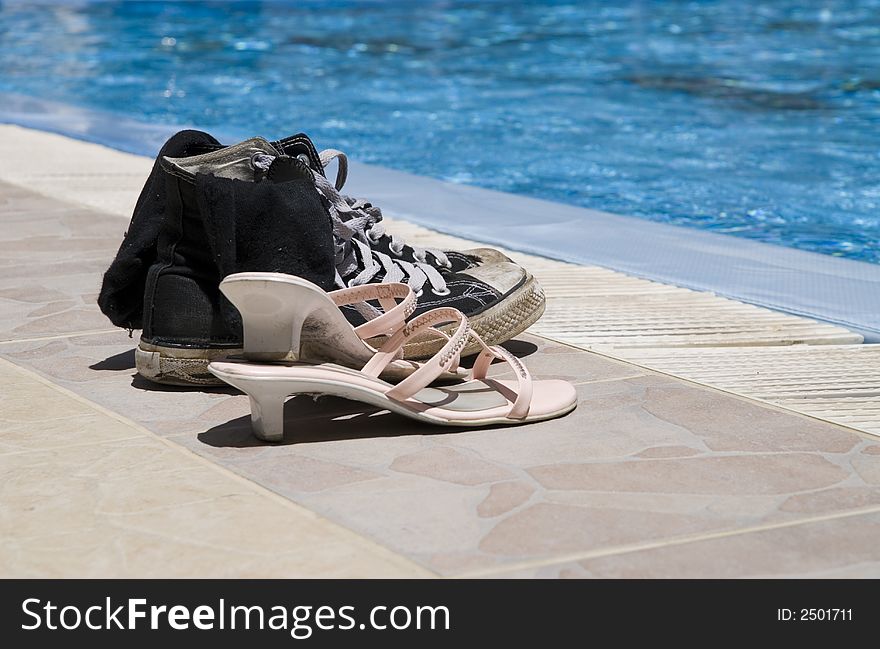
xmin=415 ymin=289 xmax=424 ymax=298
xmin=433 ymin=286 xmax=451 ymax=296
xmin=250 ymin=152 xmax=270 ymax=172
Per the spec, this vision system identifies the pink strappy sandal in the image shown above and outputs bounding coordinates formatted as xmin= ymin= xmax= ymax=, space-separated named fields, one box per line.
xmin=209 ymin=277 xmax=577 ymax=441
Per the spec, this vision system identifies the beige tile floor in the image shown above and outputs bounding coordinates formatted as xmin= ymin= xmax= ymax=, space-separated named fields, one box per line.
xmin=2 ymin=180 xmax=880 ymax=577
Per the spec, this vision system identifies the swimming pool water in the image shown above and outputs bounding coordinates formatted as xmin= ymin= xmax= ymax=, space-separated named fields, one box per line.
xmin=2 ymin=0 xmax=879 ymax=263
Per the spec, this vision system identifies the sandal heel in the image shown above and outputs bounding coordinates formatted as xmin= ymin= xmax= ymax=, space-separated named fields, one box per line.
xmin=248 ymin=391 xmax=286 ymax=442
xmin=245 ymin=379 xmax=322 ymax=442
xmin=217 ymin=373 xmax=294 ymax=442
xmin=220 ymin=274 xmax=329 ymax=361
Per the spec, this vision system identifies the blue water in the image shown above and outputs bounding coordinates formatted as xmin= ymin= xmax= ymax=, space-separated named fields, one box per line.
xmin=2 ymin=0 xmax=879 ymax=263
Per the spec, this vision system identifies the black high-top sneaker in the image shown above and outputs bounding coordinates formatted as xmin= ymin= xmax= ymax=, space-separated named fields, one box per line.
xmin=99 ymin=132 xmax=543 ymax=385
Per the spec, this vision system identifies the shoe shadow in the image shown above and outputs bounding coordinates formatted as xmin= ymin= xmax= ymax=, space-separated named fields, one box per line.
xmin=106 ymin=337 xmax=542 ymax=445
xmin=88 ymin=350 xmax=233 ymax=394
xmin=501 ymin=338 xmax=539 ymax=358
xmin=198 ymin=395 xmax=444 ymax=447
xmin=89 ymin=349 xmax=136 ymax=371
xmin=456 ymin=338 xmax=539 ymax=369
xmin=129 ymin=374 xmax=237 ymax=395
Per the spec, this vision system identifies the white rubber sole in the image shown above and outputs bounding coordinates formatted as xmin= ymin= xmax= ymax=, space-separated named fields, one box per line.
xmin=136 ymin=342 xmax=240 ymax=386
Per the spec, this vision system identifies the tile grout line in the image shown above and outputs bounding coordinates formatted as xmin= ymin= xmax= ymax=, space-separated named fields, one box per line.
xmin=570 ymin=374 xmax=646 ymax=386
xmin=456 ymin=503 xmax=880 ymax=578
xmin=0 ymin=433 xmax=145 ymax=458
xmin=0 ymin=329 xmax=119 ymax=345
xmin=489 ymin=371 xmax=645 ymax=386
xmin=0 ymin=356 xmax=437 ymax=578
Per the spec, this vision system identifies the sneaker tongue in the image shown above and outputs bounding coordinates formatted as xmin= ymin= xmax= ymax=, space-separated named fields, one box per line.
xmin=266 ymin=155 xmax=312 ymax=183
xmin=274 ymin=133 xmax=324 ymax=175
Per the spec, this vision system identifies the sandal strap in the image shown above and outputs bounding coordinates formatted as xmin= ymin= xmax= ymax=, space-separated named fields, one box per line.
xmin=365 ymin=308 xmax=533 ymax=420
xmin=364 ymin=308 xmax=468 ymax=396
xmin=470 ymin=332 xmax=534 ymax=420
xmin=328 ymin=282 xmax=416 ymax=340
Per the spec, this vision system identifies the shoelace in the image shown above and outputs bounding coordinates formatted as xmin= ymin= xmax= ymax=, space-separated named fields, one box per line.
xmin=252 ymin=153 xmax=449 ymax=296
xmin=318 ymin=149 xmax=452 ymax=269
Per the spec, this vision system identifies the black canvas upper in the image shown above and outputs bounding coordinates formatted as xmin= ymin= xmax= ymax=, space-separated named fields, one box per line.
xmin=98 ymin=129 xmax=221 ymax=330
